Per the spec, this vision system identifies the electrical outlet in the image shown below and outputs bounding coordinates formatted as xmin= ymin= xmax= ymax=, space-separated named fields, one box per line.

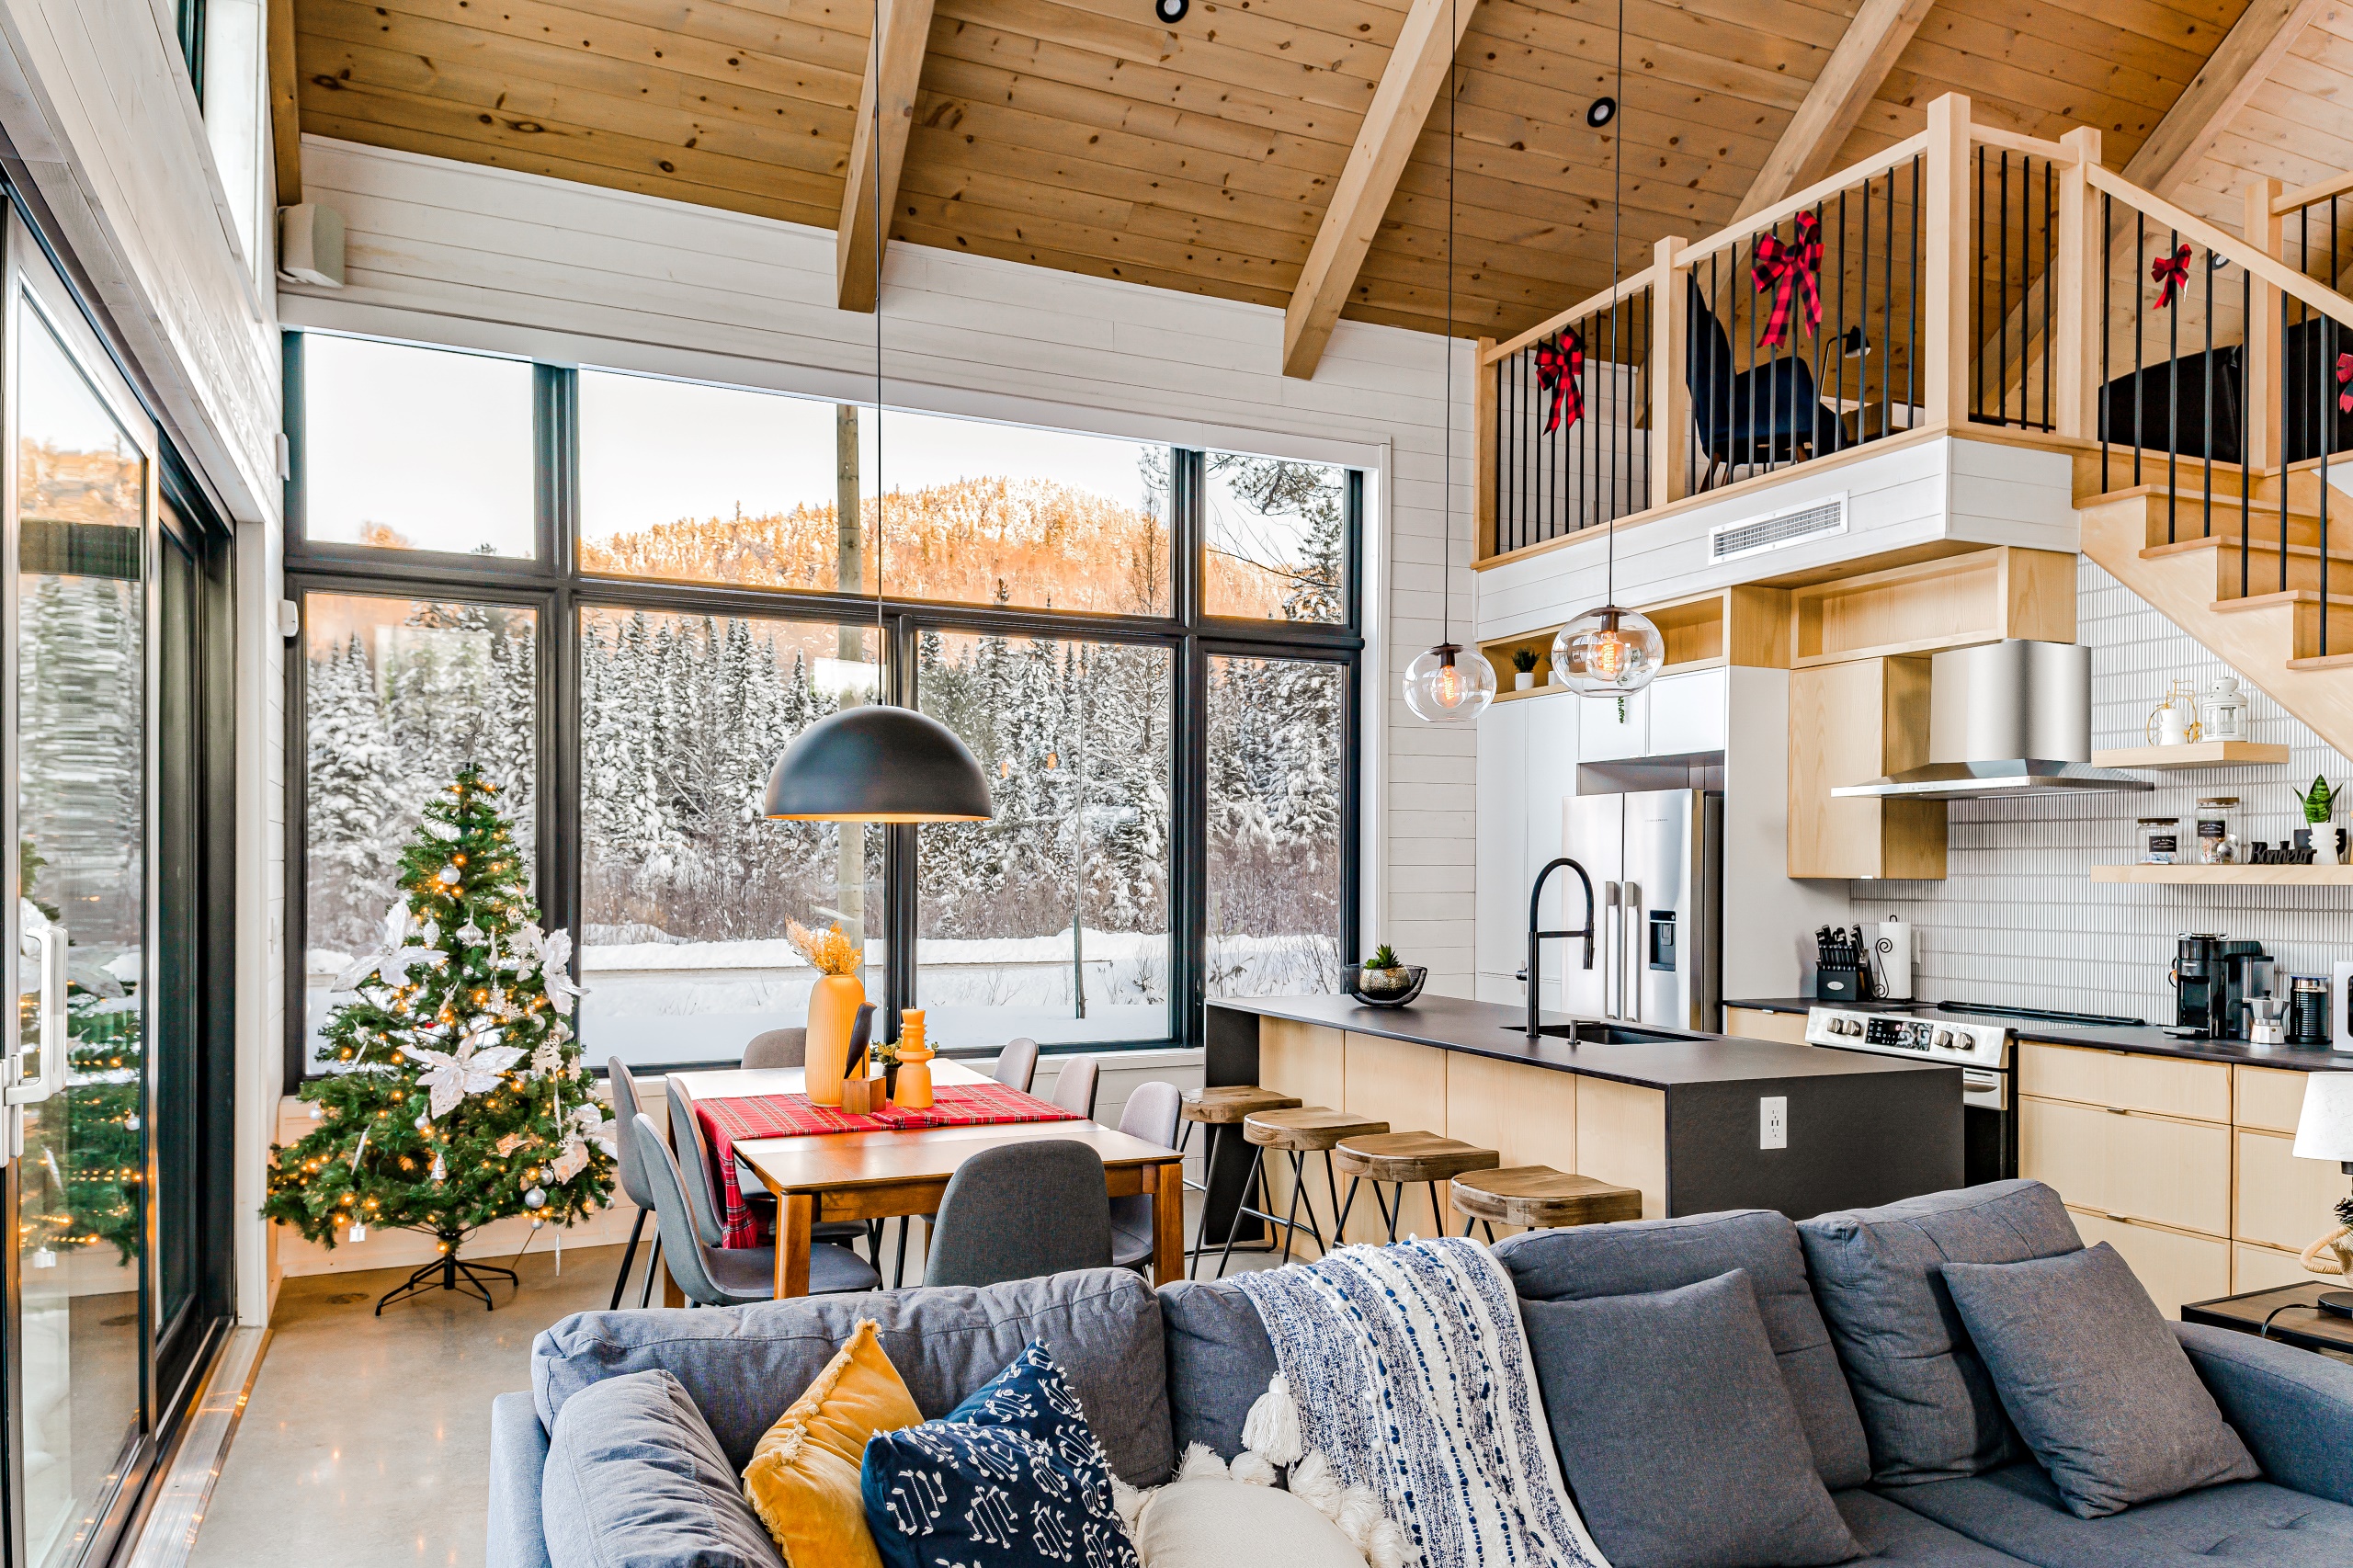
xmin=1759 ymin=1096 xmax=1788 ymax=1151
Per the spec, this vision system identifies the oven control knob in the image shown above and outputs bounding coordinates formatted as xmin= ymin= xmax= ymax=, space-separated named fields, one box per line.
xmin=1837 ymin=1017 xmax=1859 ymax=1036
xmin=1932 ymin=1028 xmax=1954 ymax=1049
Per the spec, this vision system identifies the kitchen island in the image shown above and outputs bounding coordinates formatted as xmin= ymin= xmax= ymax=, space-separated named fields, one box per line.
xmin=1203 ymin=993 xmax=1963 ymax=1249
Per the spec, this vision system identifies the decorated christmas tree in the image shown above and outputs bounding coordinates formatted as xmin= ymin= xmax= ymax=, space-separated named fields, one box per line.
xmin=264 ymin=767 xmax=613 ymax=1310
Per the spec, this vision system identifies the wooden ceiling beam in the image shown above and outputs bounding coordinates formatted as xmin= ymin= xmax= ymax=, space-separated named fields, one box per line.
xmin=2121 ymin=0 xmax=2325 ymax=198
xmin=269 ymin=0 xmax=302 ymax=204
xmin=1734 ymin=0 xmax=1935 ymax=221
xmin=1281 ymin=0 xmax=1480 ymax=380
xmin=837 ymin=0 xmax=939 ymax=313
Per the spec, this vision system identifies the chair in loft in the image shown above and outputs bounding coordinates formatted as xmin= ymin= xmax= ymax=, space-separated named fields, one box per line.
xmin=1685 ymin=276 xmax=1844 ymax=490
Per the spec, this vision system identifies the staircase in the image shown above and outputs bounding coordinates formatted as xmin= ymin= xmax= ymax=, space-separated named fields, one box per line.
xmin=2077 ymin=458 xmax=2353 ymax=756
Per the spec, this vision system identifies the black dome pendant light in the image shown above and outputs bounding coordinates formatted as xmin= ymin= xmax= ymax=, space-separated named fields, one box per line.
xmin=764 ymin=3 xmax=993 ymax=824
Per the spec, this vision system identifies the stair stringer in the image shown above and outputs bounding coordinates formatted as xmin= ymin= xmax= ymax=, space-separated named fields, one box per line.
xmin=2080 ymin=496 xmax=2353 ymax=759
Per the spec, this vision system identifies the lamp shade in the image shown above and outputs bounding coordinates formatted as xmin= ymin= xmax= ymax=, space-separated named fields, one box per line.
xmin=762 ymin=705 xmax=994 ymax=823
xmin=2292 ymin=1071 xmax=2353 ymax=1162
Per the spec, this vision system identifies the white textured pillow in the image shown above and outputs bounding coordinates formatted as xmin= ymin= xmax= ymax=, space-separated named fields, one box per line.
xmin=1136 ymin=1478 xmax=1366 ymax=1568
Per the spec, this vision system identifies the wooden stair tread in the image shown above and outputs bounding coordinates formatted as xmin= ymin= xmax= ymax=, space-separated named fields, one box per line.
xmin=2211 ymin=588 xmax=2353 ymax=612
xmin=1450 ymin=1165 xmax=1642 ymax=1227
xmin=1182 ymin=1085 xmax=1302 ymax=1124
xmin=2285 ymin=650 xmax=2353 ymax=671
xmin=2141 ymin=536 xmax=2353 ymax=564
xmin=1243 ymin=1106 xmax=1390 ymax=1149
xmin=1331 ymin=1131 xmax=1501 ymax=1182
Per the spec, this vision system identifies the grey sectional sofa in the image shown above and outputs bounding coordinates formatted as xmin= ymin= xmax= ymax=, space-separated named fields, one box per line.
xmin=491 ymin=1180 xmax=2353 ymax=1567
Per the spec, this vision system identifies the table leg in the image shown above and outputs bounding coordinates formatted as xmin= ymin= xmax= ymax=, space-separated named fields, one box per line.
xmin=778 ymin=1194 xmax=814 ymax=1300
xmin=1152 ymin=1160 xmax=1184 ymax=1285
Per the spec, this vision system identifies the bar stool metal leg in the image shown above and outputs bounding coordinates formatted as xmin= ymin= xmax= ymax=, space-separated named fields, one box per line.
xmin=1215 ymin=1145 xmax=1269 ymax=1278
xmin=1427 ymin=1183 xmax=1446 ymax=1240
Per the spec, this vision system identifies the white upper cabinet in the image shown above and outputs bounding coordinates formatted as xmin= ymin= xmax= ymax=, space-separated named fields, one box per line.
xmin=1474 ymin=700 xmax=1530 ymax=979
xmin=1576 ymin=687 xmax=1650 ymax=761
xmin=1649 ymin=667 xmax=1729 ymax=756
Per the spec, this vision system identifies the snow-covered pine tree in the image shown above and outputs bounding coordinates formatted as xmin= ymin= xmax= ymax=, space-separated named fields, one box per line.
xmin=305 ymin=633 xmax=402 ymax=952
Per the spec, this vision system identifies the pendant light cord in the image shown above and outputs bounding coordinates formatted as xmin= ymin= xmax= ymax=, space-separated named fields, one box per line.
xmin=1604 ymin=0 xmax=1624 ymax=610
xmin=1440 ymin=0 xmax=1457 ymax=653
xmin=873 ymin=0 xmax=887 ymax=672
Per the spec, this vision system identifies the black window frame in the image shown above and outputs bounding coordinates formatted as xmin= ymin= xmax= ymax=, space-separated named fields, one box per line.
xmin=281 ymin=332 xmax=1363 ymax=1081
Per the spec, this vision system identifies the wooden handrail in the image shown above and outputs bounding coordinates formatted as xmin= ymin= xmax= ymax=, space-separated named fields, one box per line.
xmin=1484 ymin=266 xmax=1660 ymax=365
xmin=2083 ymin=162 xmax=2353 ymax=335
xmin=2272 ymin=168 xmax=2353 ymax=217
xmin=1968 ymin=125 xmax=2077 ymax=164
xmin=1677 ymin=131 xmax=1929 ymax=268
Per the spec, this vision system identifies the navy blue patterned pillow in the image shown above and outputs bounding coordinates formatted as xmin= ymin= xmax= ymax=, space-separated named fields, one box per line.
xmin=860 ymin=1339 xmax=1140 ymax=1568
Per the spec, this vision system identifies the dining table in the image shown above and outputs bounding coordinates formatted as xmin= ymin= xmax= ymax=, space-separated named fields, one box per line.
xmin=666 ymin=1060 xmax=1188 ymax=1299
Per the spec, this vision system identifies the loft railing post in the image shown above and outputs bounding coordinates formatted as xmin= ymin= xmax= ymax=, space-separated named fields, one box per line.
xmin=2053 ymin=126 xmax=2101 ymax=440
xmin=1923 ymin=93 xmax=1973 ymax=429
xmin=2244 ymin=178 xmax=2284 ymax=475
xmin=1474 ymin=336 xmax=1498 ymax=559
xmin=1651 ymin=237 xmax=1690 ymax=505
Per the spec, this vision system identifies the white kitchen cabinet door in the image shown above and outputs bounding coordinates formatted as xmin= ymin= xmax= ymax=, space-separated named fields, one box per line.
xmin=1648 ymin=667 xmax=1728 ymax=756
xmin=1524 ymin=698 xmax=1580 ymax=1009
xmin=1576 ymin=687 xmax=1650 ymax=761
xmin=1475 ymin=700 xmax=1530 ymax=979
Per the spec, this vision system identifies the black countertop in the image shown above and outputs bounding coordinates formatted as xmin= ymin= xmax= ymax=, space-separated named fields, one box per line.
xmin=1724 ymin=996 xmax=2353 ymax=1073
xmin=1208 ymin=993 xmax=1958 ymax=1091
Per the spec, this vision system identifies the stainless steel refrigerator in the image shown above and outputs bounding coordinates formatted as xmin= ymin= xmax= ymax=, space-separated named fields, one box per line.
xmin=1560 ymin=789 xmax=1723 ymax=1029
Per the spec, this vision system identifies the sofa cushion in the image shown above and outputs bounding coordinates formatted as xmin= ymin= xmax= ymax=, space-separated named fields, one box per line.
xmin=1521 ymin=1267 xmax=1860 ymax=1568
xmin=1881 ymin=1461 xmax=2353 ymax=1568
xmin=1797 ymin=1180 xmax=2081 ymax=1485
xmin=1157 ymin=1276 xmax=1279 ymax=1459
xmin=1832 ymin=1491 xmax=2033 ymax=1565
xmin=540 ymin=1369 xmax=784 ymax=1568
xmin=742 ymin=1320 xmax=922 ymax=1568
xmin=2174 ymin=1321 xmax=2353 ymax=1507
xmin=533 ymin=1268 xmax=1174 ymax=1485
xmin=1939 ymin=1244 xmax=2256 ymax=1518
xmin=1495 ymin=1206 xmax=1871 ymax=1490
xmin=1135 ymin=1476 xmax=1368 ymax=1568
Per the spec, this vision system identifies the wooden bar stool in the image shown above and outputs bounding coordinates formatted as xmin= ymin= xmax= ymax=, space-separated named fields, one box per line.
xmin=1449 ymin=1166 xmax=1643 ymax=1242
xmin=1333 ymin=1133 xmax=1500 ymax=1244
xmin=1214 ymin=1107 xmax=1388 ymax=1277
xmin=1179 ymin=1085 xmax=1302 ymax=1277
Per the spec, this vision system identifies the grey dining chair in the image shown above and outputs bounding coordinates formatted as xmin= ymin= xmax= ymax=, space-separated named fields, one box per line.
xmin=993 ymin=1037 xmax=1040 ymax=1093
xmin=1110 ymin=1080 xmax=1182 ymax=1270
xmin=924 ymin=1140 xmax=1112 ymax=1288
xmin=1048 ymin=1054 xmax=1101 ymax=1119
xmin=633 ymin=1114 xmax=879 ymax=1306
xmin=606 ymin=1058 xmax=662 ymax=1309
xmin=740 ymin=1028 xmax=807 ymax=1069
xmin=665 ymin=1076 xmax=869 ymax=1255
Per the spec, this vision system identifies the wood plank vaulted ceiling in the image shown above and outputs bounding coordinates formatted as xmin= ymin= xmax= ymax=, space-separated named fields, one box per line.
xmin=294 ymin=0 xmax=2320 ymax=362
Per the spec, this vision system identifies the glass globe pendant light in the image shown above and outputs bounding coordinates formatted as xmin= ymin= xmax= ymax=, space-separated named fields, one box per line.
xmin=1551 ymin=0 xmax=1662 ymax=701
xmin=1404 ymin=0 xmax=1495 ymax=728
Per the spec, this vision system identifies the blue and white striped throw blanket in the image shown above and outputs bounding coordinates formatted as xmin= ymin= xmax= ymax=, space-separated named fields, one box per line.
xmin=1233 ymin=1237 xmax=1611 ymax=1568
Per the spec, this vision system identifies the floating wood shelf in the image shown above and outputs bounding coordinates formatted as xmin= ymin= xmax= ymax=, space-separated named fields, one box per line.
xmin=2092 ymin=862 xmax=2353 ymax=885
xmin=2089 ymin=742 xmax=2292 ymax=770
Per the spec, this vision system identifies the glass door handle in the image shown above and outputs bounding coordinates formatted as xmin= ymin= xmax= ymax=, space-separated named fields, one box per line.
xmin=9 ymin=922 xmax=66 ymax=1106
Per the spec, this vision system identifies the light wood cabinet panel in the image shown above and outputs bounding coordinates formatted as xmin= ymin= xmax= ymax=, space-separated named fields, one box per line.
xmin=2068 ymin=1210 xmax=2230 ymax=1320
xmin=1577 ymin=1077 xmax=1668 ymax=1219
xmin=1787 ymin=656 xmax=1945 ymax=881
xmin=1444 ymin=1054 xmax=1579 ymax=1240
xmin=2234 ymin=1128 xmax=2349 ymax=1253
xmin=2233 ymin=1065 xmax=2311 ymax=1135
xmin=2234 ymin=1241 xmax=2337 ymax=1294
xmin=1339 ymin=1033 xmax=1456 ymax=1242
xmin=2018 ymin=1042 xmax=2231 ymax=1123
xmin=1725 ymin=1006 xmax=1810 ymax=1046
xmin=2019 ymin=1096 xmax=2231 ymax=1237
xmin=1256 ymin=1020 xmax=1346 ymax=1258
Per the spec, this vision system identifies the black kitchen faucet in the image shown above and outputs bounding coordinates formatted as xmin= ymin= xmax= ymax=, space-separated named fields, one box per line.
xmin=1527 ymin=857 xmax=1597 ymax=1040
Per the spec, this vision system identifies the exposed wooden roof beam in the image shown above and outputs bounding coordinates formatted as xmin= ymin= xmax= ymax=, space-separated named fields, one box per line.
xmin=2123 ymin=0 xmax=2325 ymax=198
xmin=837 ymin=0 xmax=938 ymax=313
xmin=1282 ymin=0 xmax=1480 ymax=380
xmin=269 ymin=0 xmax=301 ymax=204
xmin=1734 ymin=0 xmax=1934 ymax=221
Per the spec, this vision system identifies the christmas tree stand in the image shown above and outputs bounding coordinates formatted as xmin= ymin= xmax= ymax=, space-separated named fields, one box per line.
xmin=376 ymin=1239 xmax=518 ymax=1315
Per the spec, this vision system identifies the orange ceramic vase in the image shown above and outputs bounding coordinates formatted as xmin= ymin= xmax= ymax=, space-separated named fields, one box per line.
xmin=803 ymin=973 xmax=866 ymax=1106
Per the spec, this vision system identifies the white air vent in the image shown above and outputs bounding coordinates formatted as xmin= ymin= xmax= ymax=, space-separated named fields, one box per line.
xmin=1709 ymin=493 xmax=1847 ymax=563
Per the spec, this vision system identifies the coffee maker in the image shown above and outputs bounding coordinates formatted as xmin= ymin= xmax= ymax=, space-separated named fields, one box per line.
xmin=2171 ymin=933 xmax=2225 ymax=1035
xmin=2218 ymin=941 xmax=2274 ymax=1041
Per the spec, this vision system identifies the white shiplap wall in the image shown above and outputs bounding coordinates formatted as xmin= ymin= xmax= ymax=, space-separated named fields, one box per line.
xmin=277 ymin=135 xmax=1478 ymax=986
xmin=1855 ymin=555 xmax=2353 ymax=1019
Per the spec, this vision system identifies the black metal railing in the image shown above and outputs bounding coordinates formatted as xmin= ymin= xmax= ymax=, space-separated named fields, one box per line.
xmin=1971 ymin=147 xmax=2061 ymax=430
xmin=1490 ymin=285 xmax=1651 ymax=555
xmin=1680 ymin=155 xmax=1924 ymax=495
xmin=2275 ymin=191 xmax=2353 ymax=659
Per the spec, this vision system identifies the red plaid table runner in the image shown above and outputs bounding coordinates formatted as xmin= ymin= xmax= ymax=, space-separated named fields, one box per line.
xmin=694 ymin=1084 xmax=1082 ymax=1247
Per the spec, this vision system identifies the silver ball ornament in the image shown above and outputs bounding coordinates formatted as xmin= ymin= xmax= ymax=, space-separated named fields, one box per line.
xmin=524 ymin=1186 xmax=547 ymax=1208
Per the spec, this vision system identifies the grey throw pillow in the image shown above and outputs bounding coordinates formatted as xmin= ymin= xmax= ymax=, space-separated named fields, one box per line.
xmin=1939 ymin=1243 xmax=2260 ymax=1518
xmin=1521 ymin=1268 xmax=1860 ymax=1568
xmin=541 ymin=1369 xmax=783 ymax=1568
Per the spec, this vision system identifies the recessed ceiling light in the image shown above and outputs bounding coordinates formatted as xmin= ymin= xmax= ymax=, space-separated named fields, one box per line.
xmin=1155 ymin=0 xmax=1188 ymax=19
xmin=1586 ymin=96 xmax=1617 ymax=129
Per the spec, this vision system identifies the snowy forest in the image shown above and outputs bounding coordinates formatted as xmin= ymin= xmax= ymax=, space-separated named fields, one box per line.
xmin=304 ymin=450 xmax=1349 ymax=1055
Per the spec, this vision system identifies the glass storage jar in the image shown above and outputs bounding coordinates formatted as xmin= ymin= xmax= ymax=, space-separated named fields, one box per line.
xmin=2141 ymin=816 xmax=2182 ymax=864
xmin=2196 ymin=797 xmax=2240 ymax=864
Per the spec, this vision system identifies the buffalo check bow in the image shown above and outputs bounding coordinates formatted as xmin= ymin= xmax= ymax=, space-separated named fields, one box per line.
xmin=1535 ymin=329 xmax=1585 ymax=434
xmin=1752 ymin=211 xmax=1824 ymax=348
xmin=2150 ymin=243 xmax=2193 ymax=310
xmin=2339 ymin=352 xmax=2353 ymax=415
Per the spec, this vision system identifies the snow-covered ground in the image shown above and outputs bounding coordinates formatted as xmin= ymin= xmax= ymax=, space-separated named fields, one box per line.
xmin=305 ymin=929 xmax=1338 ymax=1068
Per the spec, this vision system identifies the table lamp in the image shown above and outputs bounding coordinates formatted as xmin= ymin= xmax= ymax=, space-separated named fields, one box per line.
xmin=2291 ymin=1071 xmax=2353 ymax=1317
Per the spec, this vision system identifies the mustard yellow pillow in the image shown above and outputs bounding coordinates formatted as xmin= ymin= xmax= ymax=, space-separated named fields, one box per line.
xmin=743 ymin=1320 xmax=923 ymax=1568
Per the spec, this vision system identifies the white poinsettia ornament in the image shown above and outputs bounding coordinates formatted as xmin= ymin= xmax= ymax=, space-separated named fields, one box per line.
xmin=402 ymin=1035 xmax=528 ymax=1119
xmin=334 ymin=901 xmax=445 ymax=992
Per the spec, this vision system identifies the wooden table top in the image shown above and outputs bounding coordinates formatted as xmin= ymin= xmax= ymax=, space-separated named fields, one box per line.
xmin=2183 ymin=1281 xmax=2353 ymax=1358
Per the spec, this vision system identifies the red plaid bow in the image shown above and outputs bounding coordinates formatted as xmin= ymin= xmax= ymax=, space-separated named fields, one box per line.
xmin=1752 ymin=211 xmax=1823 ymax=348
xmin=1534 ymin=329 xmax=1585 ymax=434
xmin=2150 ymin=243 xmax=2192 ymax=310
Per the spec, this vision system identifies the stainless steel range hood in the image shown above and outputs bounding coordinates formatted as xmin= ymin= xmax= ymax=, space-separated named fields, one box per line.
xmin=1830 ymin=640 xmax=2154 ymax=801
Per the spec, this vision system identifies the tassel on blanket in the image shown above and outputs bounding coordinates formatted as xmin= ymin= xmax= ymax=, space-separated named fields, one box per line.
xmin=1241 ymin=1374 xmax=1304 ymax=1464
xmin=1290 ymin=1451 xmax=1342 ymax=1516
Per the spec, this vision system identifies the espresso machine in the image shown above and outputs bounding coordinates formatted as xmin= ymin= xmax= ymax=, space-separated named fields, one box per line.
xmin=2170 ymin=933 xmax=2224 ymax=1035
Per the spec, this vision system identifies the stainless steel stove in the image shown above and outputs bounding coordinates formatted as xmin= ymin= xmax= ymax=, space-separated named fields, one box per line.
xmin=1806 ymin=1005 xmax=2015 ymax=1182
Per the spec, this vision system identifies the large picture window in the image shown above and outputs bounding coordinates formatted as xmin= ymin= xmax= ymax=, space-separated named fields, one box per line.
xmin=286 ymin=332 xmax=1360 ymax=1075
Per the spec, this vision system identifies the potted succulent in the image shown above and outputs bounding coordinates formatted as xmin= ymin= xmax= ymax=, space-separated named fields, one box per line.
xmin=2296 ymin=775 xmax=2338 ymax=865
xmin=1510 ymin=648 xmax=1539 ymax=691
xmin=1360 ymin=945 xmax=1411 ymax=994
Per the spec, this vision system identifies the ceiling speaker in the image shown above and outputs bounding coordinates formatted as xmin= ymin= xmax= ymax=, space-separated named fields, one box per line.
xmin=1155 ymin=0 xmax=1188 ymax=19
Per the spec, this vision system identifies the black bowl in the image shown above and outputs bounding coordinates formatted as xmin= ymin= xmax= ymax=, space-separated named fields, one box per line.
xmin=1350 ymin=965 xmax=1428 ymax=1007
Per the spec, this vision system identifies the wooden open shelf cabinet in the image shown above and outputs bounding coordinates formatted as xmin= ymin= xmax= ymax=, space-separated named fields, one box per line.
xmin=2092 ymin=863 xmax=2353 ymax=885
xmin=1787 ymin=547 xmax=2076 ymax=668
xmin=1476 ymin=585 xmax=1790 ymax=702
xmin=2089 ymin=742 xmax=2293 ymax=770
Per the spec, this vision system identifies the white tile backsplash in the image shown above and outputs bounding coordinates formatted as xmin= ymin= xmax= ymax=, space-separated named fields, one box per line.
xmin=1850 ymin=555 xmax=2353 ymax=1021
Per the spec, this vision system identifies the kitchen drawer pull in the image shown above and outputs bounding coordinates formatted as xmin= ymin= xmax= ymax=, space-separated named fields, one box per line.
xmin=2106 ymin=1107 xmax=2129 ymax=1115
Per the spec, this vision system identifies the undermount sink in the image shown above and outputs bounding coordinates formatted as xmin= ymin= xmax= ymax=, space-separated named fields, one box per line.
xmin=1516 ymin=1021 xmax=1699 ymax=1046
